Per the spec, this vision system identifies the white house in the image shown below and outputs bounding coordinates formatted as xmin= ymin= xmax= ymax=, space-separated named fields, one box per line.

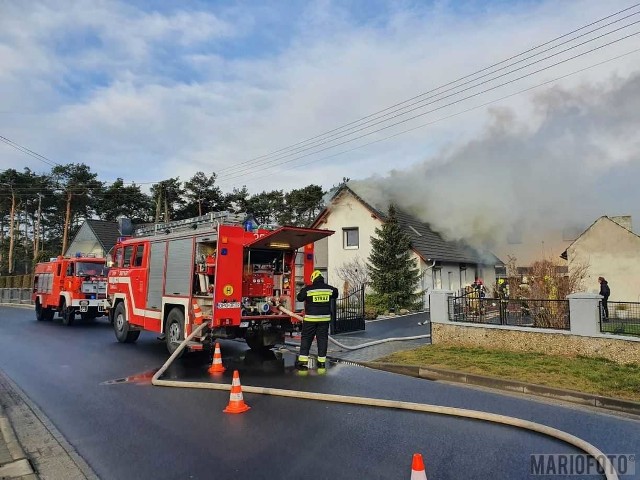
xmin=311 ymin=185 xmax=503 ymax=306
xmin=561 ymin=215 xmax=640 ymax=302
xmin=65 ymin=219 xmax=122 ymax=258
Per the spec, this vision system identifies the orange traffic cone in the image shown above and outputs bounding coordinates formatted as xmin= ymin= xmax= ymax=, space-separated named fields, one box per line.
xmin=224 ymin=370 xmax=251 ymax=414
xmin=208 ymin=342 xmax=226 ymax=374
xmin=410 ymin=453 xmax=427 ymax=480
xmin=192 ymin=302 xmax=204 ymax=324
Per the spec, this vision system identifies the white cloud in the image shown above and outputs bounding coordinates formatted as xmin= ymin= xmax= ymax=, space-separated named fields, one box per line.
xmin=0 ymin=0 xmax=638 ymax=222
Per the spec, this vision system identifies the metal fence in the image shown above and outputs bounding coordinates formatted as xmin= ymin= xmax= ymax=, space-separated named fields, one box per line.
xmin=449 ymin=295 xmax=570 ymax=330
xmin=599 ymin=301 xmax=640 ymax=337
xmin=0 ymin=288 xmax=34 ymax=305
xmin=331 ymin=285 xmax=365 ymax=335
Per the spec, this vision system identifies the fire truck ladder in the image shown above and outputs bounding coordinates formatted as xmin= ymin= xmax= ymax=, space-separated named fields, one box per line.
xmin=134 ymin=211 xmax=246 ymax=236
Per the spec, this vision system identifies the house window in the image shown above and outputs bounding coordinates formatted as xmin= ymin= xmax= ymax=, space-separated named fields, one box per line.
xmin=432 ymin=268 xmax=442 ymax=289
xmin=343 ymin=228 xmax=359 ymax=249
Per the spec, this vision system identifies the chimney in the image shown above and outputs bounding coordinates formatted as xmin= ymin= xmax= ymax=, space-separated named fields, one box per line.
xmin=610 ymin=215 xmax=632 ymax=231
xmin=118 ymin=217 xmax=133 ymax=236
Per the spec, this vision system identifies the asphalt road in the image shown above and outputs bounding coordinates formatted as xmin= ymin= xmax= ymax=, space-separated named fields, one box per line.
xmin=1 ymin=306 xmax=639 ymax=480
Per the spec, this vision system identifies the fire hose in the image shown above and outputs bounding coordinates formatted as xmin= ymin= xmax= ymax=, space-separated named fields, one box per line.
xmin=152 ymin=322 xmax=619 ymax=480
xmin=278 ymin=305 xmax=432 ymax=350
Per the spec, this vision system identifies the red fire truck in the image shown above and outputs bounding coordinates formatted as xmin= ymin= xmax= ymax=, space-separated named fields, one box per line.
xmin=32 ymin=255 xmax=108 ymax=325
xmin=106 ymin=213 xmax=333 ymax=354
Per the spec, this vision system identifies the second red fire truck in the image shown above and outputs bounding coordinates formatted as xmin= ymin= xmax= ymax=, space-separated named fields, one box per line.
xmin=106 ymin=213 xmax=333 ymax=354
xmin=32 ymin=254 xmax=108 ymax=325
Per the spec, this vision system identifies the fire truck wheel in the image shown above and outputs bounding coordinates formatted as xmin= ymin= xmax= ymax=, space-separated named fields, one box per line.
xmin=113 ymin=303 xmax=140 ymax=343
xmin=61 ymin=300 xmax=75 ymax=326
xmin=245 ymin=334 xmax=271 ymax=351
xmin=35 ymin=300 xmax=47 ymax=321
xmin=165 ymin=308 xmax=185 ymax=356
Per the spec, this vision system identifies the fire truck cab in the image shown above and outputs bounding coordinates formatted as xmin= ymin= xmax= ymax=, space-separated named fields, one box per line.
xmin=32 ymin=255 xmax=108 ymax=325
xmin=106 ymin=213 xmax=333 ymax=354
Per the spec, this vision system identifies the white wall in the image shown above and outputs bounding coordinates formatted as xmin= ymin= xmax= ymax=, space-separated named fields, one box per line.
xmin=314 ymin=189 xmax=382 ymax=288
xmin=567 ymin=218 xmax=640 ymax=302
xmin=65 ymin=223 xmax=105 ymax=257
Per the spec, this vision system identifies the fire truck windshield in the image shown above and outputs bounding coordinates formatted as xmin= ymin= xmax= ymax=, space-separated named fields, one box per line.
xmin=74 ymin=262 xmax=104 ymax=277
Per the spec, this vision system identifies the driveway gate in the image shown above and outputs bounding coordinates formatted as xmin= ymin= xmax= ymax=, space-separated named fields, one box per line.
xmin=331 ymin=285 xmax=365 ymax=334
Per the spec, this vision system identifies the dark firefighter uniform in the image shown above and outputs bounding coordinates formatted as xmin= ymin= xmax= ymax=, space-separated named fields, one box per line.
xmin=296 ymin=270 xmax=338 ymax=370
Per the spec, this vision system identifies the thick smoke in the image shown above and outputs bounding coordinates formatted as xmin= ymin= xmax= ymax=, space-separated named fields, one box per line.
xmin=350 ymin=73 xmax=640 ymax=252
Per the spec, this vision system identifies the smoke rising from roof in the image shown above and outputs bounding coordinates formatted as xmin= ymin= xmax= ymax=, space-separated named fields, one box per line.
xmin=350 ymin=72 xmax=640 ymax=252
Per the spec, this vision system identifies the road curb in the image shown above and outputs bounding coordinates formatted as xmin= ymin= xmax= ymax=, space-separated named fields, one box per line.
xmin=0 ymin=303 xmax=33 ymax=309
xmin=363 ymin=362 xmax=640 ymax=417
xmin=0 ymin=404 xmax=38 ymax=479
xmin=0 ymin=369 xmax=98 ymax=480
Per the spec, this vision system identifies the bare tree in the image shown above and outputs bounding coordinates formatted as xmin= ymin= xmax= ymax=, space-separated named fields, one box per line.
xmin=504 ymin=255 xmax=589 ymax=329
xmin=335 ymin=257 xmax=369 ymax=294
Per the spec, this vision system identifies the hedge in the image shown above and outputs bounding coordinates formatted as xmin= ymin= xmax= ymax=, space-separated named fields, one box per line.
xmin=0 ymin=274 xmax=33 ymax=289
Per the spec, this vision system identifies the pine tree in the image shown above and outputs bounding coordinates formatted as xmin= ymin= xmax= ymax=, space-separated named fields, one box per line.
xmin=367 ymin=204 xmax=422 ymax=311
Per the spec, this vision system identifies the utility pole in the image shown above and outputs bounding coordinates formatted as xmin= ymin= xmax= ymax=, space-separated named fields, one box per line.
xmin=197 ymin=197 xmax=203 ymax=217
xmin=34 ymin=193 xmax=42 ymax=260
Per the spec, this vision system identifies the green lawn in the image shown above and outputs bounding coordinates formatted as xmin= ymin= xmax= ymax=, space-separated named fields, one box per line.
xmin=600 ymin=321 xmax=640 ymax=337
xmin=378 ymin=345 xmax=640 ymax=402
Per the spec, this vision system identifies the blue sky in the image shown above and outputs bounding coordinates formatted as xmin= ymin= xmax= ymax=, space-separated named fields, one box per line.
xmin=1 ymin=0 xmax=639 ymax=247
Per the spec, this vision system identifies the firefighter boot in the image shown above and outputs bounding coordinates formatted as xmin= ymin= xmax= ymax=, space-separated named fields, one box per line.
xmin=295 ymin=355 xmax=309 ymax=370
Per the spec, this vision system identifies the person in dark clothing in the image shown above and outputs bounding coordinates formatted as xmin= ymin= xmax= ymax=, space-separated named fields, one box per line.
xmin=295 ymin=270 xmax=338 ymax=370
xmin=598 ymin=277 xmax=610 ymax=320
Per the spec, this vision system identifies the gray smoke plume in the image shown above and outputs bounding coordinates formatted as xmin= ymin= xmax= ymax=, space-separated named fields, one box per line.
xmin=350 ymin=72 xmax=640 ymax=252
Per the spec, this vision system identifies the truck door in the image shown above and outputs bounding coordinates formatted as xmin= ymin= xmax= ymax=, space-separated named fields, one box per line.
xmin=122 ymin=244 xmax=144 ymax=328
xmin=145 ymin=241 xmax=165 ymax=331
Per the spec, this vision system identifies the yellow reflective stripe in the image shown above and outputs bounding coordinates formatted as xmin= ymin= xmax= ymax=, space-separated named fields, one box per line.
xmin=307 ymin=289 xmax=333 ymax=295
xmin=304 ymin=315 xmax=330 ymax=322
xmin=317 ymin=357 xmax=326 ymax=363
xmin=298 ymin=355 xmax=309 ymax=362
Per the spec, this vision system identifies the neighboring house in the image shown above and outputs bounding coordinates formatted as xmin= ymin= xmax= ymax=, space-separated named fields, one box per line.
xmin=65 ymin=219 xmax=122 ymax=258
xmin=561 ymin=215 xmax=640 ymax=302
xmin=492 ymin=225 xmax=579 ymax=269
xmin=311 ymin=185 xmax=503 ymax=306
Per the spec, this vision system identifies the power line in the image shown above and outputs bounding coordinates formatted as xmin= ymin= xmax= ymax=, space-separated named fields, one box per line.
xmin=215 ymin=21 xmax=640 ymax=181
xmin=215 ymin=3 xmax=640 ymax=175
xmin=0 ymin=136 xmax=60 ymax=168
xmin=2 ymin=42 xmax=637 ymax=200
xmin=2 ymin=4 xmax=639 ymax=194
xmin=220 ymin=43 xmax=640 ymax=189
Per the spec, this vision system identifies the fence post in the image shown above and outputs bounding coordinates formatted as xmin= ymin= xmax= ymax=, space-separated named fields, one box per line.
xmin=429 ymin=289 xmax=455 ymax=323
xmin=567 ymin=292 xmax=601 ymax=337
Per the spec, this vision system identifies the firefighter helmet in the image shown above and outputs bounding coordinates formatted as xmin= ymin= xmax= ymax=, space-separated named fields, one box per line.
xmin=310 ymin=270 xmax=323 ymax=282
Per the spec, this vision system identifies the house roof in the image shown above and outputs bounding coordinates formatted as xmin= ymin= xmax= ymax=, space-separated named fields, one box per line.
xmin=314 ymin=184 xmax=503 ymax=266
xmin=68 ymin=219 xmax=121 ymax=255
xmin=560 ymin=216 xmax=640 ymax=259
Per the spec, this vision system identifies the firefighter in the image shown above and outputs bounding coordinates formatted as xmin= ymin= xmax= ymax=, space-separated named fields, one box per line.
xmin=295 ymin=270 xmax=338 ymax=370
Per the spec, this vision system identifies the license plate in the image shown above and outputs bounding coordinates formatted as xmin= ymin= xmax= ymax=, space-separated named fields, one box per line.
xmin=216 ymin=302 xmax=241 ymax=309
xmin=239 ymin=321 xmax=249 ymax=328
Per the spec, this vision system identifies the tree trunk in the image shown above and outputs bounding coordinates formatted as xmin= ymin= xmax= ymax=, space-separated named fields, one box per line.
xmin=62 ymin=192 xmax=72 ymax=254
xmin=155 ymin=189 xmax=162 ymax=224
xmin=8 ymin=192 xmax=16 ymax=273
xmin=34 ymin=194 xmax=42 ymax=260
